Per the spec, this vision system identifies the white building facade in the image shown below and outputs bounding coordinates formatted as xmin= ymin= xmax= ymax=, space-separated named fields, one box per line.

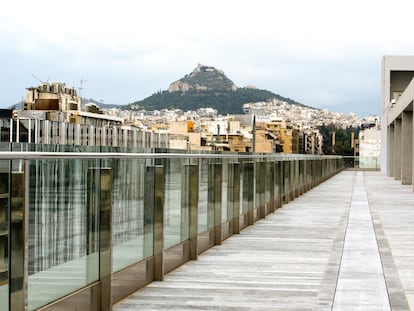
xmin=381 ymin=56 xmax=414 ymax=185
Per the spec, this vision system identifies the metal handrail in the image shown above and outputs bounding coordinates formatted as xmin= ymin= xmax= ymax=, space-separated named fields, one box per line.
xmin=0 ymin=151 xmax=343 ymax=160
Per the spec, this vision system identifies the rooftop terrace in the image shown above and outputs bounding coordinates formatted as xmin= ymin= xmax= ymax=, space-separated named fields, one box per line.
xmin=0 ymin=148 xmax=406 ymax=310
xmin=114 ymin=170 xmax=413 ymax=310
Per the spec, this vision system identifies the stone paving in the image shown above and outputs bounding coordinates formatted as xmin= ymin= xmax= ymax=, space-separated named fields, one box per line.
xmin=114 ymin=171 xmax=412 ymax=310
xmin=332 ymin=172 xmax=390 ymax=310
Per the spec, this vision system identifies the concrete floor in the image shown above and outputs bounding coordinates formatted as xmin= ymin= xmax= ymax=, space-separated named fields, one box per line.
xmin=114 ymin=171 xmax=412 ymax=311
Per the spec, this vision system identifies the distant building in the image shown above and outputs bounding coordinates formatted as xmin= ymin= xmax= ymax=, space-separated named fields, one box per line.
xmin=358 ymin=128 xmax=381 ymax=168
xmin=7 ymin=82 xmax=169 ymax=148
xmin=302 ymin=130 xmax=323 ymax=155
xmin=21 ymin=82 xmax=123 ymax=127
xmin=169 ymin=121 xmax=208 ymax=151
xmin=199 ymin=117 xmax=253 ymax=152
xmin=258 ymin=120 xmax=298 ymax=154
xmin=25 ymin=82 xmax=81 ymax=111
xmin=254 ymin=129 xmax=279 ymax=153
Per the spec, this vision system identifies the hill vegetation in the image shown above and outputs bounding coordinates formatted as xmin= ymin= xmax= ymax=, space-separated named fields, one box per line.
xmin=127 ymin=64 xmax=305 ymax=114
xmin=129 ymin=88 xmax=303 ymax=114
xmin=319 ymin=123 xmax=360 ymax=156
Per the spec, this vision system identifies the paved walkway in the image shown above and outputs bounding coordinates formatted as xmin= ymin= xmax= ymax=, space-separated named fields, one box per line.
xmin=114 ymin=171 xmax=412 ymax=310
xmin=332 ymin=172 xmax=389 ymax=310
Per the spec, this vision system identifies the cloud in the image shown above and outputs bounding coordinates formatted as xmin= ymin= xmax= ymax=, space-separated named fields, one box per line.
xmin=1 ymin=0 xmax=414 ymax=115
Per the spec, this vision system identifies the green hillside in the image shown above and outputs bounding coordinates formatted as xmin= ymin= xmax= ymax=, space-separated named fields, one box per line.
xmin=127 ymin=64 xmax=305 ymax=114
xmin=129 ymin=88 xmax=302 ymax=114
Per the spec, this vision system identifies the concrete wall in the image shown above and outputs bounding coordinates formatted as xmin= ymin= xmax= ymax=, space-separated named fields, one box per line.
xmin=381 ymin=56 xmax=414 ymax=173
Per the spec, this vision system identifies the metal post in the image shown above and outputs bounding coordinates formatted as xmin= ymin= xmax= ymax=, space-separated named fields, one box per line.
xmin=185 ymin=164 xmax=199 ymax=260
xmin=9 ymin=119 xmax=13 ymax=143
xmin=283 ymin=161 xmax=290 ymax=203
xmin=311 ymin=160 xmax=316 ymax=188
xmin=294 ymin=160 xmax=300 ymax=198
xmin=307 ymin=159 xmax=312 ymax=191
xmin=274 ymin=161 xmax=281 ymax=210
xmin=243 ymin=162 xmax=254 ymax=226
xmin=267 ymin=161 xmax=275 ymax=214
xmin=153 ymin=165 xmax=165 ymax=281
xmin=213 ymin=163 xmax=222 ymax=245
xmin=229 ymin=162 xmax=240 ymax=234
xmin=299 ymin=160 xmax=304 ymax=195
xmin=143 ymin=167 xmax=154 ymax=259
xmin=207 ymin=162 xmax=215 ymax=234
xmin=99 ymin=168 xmax=113 ymax=311
xmin=256 ymin=161 xmax=265 ymax=219
xmin=289 ymin=160 xmax=295 ymax=201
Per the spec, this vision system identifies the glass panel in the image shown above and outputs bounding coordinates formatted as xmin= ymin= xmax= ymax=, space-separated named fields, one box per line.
xmin=242 ymin=162 xmax=249 ymax=215
xmin=275 ymin=161 xmax=281 ymax=204
xmin=19 ymin=119 xmax=30 ymax=143
xmin=27 ymin=157 xmax=100 ymax=311
xmin=198 ymin=159 xmax=208 ymax=233
xmin=112 ymin=158 xmax=148 ymax=272
xmin=164 ymin=158 xmax=183 ymax=249
xmin=207 ymin=162 xmax=215 ymax=230
xmin=239 ymin=162 xmax=244 ymax=216
xmin=221 ymin=159 xmax=228 ymax=222
xmin=0 ymin=119 xmax=11 ymax=142
xmin=0 ymin=157 xmax=9 ymax=310
xmin=255 ymin=161 xmax=260 ymax=212
xmin=359 ymin=156 xmax=380 ymax=169
xmin=265 ymin=162 xmax=271 ymax=208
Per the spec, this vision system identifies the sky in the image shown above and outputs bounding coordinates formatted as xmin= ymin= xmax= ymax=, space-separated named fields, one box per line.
xmin=1 ymin=0 xmax=414 ymax=117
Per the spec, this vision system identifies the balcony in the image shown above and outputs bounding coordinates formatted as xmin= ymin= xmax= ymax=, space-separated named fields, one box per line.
xmin=0 ymin=144 xmax=342 ymax=310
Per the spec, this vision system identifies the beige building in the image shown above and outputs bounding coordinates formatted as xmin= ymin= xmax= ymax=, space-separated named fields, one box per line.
xmin=169 ymin=121 xmax=208 ymax=151
xmin=254 ymin=129 xmax=277 ymax=153
xmin=257 ymin=120 xmax=298 ymax=154
xmin=25 ymin=82 xmax=81 ymax=112
xmin=359 ymin=128 xmax=381 ymax=169
xmin=21 ymin=82 xmax=123 ymax=127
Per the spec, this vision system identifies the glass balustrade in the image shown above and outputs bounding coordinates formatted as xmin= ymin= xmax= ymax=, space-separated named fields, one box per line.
xmin=164 ymin=158 xmax=185 ymax=249
xmin=0 ymin=143 xmax=343 ymax=311
xmin=221 ymin=159 xmax=229 ymax=223
xmin=112 ymin=157 xmax=148 ymax=272
xmin=198 ymin=158 xmax=209 ymax=233
xmin=26 ymin=157 xmax=101 ymax=310
xmin=0 ymin=156 xmax=9 ymax=311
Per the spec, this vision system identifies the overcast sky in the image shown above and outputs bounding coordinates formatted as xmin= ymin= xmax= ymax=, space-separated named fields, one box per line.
xmin=1 ymin=0 xmax=414 ymax=117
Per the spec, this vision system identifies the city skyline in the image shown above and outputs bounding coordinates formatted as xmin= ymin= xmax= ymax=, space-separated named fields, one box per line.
xmin=1 ymin=0 xmax=414 ymax=117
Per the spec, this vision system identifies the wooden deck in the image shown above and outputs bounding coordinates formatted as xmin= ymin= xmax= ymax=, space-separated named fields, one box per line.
xmin=114 ymin=171 xmax=412 ymax=310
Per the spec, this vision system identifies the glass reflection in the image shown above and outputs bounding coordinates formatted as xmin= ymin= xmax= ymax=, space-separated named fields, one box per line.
xmin=0 ymin=159 xmax=9 ymax=310
xmin=164 ymin=158 xmax=184 ymax=249
xmin=27 ymin=158 xmax=100 ymax=311
xmin=112 ymin=158 xmax=148 ymax=272
xmin=198 ymin=159 xmax=208 ymax=233
xmin=221 ymin=159 xmax=228 ymax=222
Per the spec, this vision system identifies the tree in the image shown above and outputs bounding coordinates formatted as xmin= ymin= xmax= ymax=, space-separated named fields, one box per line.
xmin=319 ymin=124 xmax=360 ymax=156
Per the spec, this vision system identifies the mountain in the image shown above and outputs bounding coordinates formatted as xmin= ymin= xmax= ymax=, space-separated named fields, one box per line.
xmin=168 ymin=63 xmax=238 ymax=92
xmin=82 ymin=98 xmax=121 ymax=109
xmin=8 ymin=98 xmax=121 ymax=110
xmin=128 ymin=64 xmax=305 ymax=114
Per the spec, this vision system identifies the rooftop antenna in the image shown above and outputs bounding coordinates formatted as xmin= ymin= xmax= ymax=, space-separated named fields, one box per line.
xmin=31 ymin=74 xmax=44 ymax=84
xmin=79 ymin=78 xmax=87 ymax=104
xmin=79 ymin=78 xmax=86 ymax=94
